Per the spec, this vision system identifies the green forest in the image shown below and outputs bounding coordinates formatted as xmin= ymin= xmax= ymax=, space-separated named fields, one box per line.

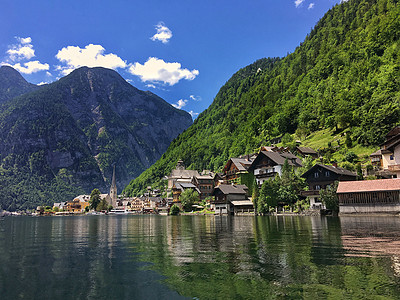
xmin=124 ymin=0 xmax=400 ymax=196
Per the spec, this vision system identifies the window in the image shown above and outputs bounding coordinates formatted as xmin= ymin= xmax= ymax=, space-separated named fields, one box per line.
xmin=325 ymin=171 xmax=330 ymax=177
xmin=314 ymin=172 xmax=319 ymax=178
xmin=390 ymin=155 xmax=394 ymax=160
xmin=315 ymin=185 xmax=321 ymax=190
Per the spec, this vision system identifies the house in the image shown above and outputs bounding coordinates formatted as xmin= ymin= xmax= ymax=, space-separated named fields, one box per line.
xmin=295 ymin=146 xmax=318 ymax=159
xmin=369 ymin=126 xmax=400 ymax=178
xmin=166 ymin=160 xmax=200 ymax=193
xmin=64 ymin=195 xmax=90 ymax=213
xmin=172 ymin=182 xmax=201 ymax=203
xmin=192 ymin=171 xmax=214 ymax=200
xmin=130 ymin=197 xmax=144 ymax=212
xmin=213 ymin=172 xmax=224 ymax=187
xmin=337 ymin=178 xmax=400 ymax=214
xmin=211 ymin=184 xmax=250 ymax=215
xmin=248 ymin=150 xmax=303 ymax=187
xmin=223 ymin=156 xmax=254 ymax=184
xmin=53 ymin=202 xmax=66 ymax=211
xmin=301 ymin=164 xmax=357 ymax=209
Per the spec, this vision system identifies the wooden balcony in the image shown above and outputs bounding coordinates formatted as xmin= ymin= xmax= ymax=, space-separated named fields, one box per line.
xmin=388 ymin=164 xmax=400 ymax=172
xmin=300 ymin=190 xmax=320 ymax=197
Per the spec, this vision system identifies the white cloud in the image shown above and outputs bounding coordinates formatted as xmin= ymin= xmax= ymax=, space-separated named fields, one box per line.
xmin=19 ymin=37 xmax=32 ymax=44
xmin=189 ymin=95 xmax=202 ymax=101
xmin=6 ymin=36 xmax=35 ymax=61
xmin=341 ymin=0 xmax=349 ymax=2
xmin=146 ymin=84 xmax=156 ymax=89
xmin=55 ymin=44 xmax=127 ymax=75
xmin=308 ymin=3 xmax=315 ymax=9
xmin=172 ymin=99 xmax=188 ymax=109
xmin=12 ymin=60 xmax=49 ymax=74
xmin=189 ymin=111 xmax=199 ymax=118
xmin=295 ymin=0 xmax=305 ymax=7
xmin=37 ymin=81 xmax=49 ymax=86
xmin=128 ymin=57 xmax=199 ymax=86
xmin=46 ymin=71 xmax=52 ymax=77
xmin=150 ymin=22 xmax=172 ymax=44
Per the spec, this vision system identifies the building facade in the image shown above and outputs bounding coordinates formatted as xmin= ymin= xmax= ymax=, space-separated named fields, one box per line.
xmin=301 ymin=164 xmax=357 ymax=209
xmin=337 ymin=179 xmax=400 ymax=214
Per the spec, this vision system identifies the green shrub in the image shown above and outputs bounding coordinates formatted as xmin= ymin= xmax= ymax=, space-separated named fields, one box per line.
xmin=170 ymin=204 xmax=180 ymax=215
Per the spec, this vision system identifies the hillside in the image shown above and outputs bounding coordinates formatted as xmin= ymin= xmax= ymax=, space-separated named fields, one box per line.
xmin=0 ymin=67 xmax=192 ymax=210
xmin=125 ymin=0 xmax=400 ymax=196
xmin=0 ymin=66 xmax=38 ymax=103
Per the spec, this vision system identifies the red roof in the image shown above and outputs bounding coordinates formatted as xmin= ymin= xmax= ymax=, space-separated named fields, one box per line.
xmin=337 ymin=179 xmax=400 ymax=193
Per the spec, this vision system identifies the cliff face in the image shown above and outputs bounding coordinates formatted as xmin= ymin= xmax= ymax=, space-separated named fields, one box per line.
xmin=0 ymin=66 xmax=192 ymax=210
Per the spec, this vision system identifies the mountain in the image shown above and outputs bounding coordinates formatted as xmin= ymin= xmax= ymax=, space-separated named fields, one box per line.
xmin=0 ymin=65 xmax=38 ymax=103
xmin=125 ymin=0 xmax=400 ymax=196
xmin=0 ymin=67 xmax=192 ymax=210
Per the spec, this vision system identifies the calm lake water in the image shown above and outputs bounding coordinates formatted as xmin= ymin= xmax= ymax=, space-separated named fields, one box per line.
xmin=1 ymin=215 xmax=400 ymax=299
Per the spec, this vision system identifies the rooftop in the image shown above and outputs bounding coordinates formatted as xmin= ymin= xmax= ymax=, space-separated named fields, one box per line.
xmin=337 ymin=178 xmax=400 ymax=193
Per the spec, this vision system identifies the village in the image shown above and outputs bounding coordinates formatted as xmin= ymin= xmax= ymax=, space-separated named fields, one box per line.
xmin=36 ymin=126 xmax=400 ymax=217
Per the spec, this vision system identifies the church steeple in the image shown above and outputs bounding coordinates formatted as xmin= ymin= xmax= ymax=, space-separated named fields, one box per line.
xmin=109 ymin=165 xmax=117 ymax=208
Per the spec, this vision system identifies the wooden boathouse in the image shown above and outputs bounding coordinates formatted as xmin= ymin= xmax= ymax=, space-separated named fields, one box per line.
xmin=337 ymin=179 xmax=400 ymax=214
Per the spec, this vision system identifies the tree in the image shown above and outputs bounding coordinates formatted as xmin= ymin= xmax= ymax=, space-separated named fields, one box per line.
xmin=180 ymin=189 xmax=199 ymax=212
xmin=90 ymin=188 xmax=101 ymax=211
xmin=170 ymin=204 xmax=180 ymax=215
xmin=320 ymin=181 xmax=339 ymax=212
xmin=252 ymin=177 xmax=259 ymax=213
xmin=96 ymin=197 xmax=108 ymax=212
xmin=258 ymin=179 xmax=278 ymax=215
xmin=356 ymin=163 xmax=364 ymax=180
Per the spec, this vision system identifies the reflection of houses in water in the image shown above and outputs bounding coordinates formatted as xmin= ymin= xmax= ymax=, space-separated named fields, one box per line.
xmin=340 ymin=216 xmax=400 ymax=276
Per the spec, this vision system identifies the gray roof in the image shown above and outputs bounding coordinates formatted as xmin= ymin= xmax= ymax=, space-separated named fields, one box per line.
xmin=230 ymin=158 xmax=252 ymax=172
xmin=213 ymin=184 xmax=248 ymax=195
xmin=301 ymin=164 xmax=357 ymax=178
xmin=280 ymin=152 xmax=303 ymax=167
xmin=370 ymin=149 xmax=383 ymax=156
xmin=175 ymin=182 xmax=201 ymax=194
xmin=297 ymin=147 xmax=318 ymax=155
xmin=170 ymin=169 xmax=200 ymax=179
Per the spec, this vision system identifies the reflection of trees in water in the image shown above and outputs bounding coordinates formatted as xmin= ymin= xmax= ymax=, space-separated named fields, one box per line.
xmin=135 ymin=215 xmax=400 ymax=299
xmin=1 ymin=216 xmax=400 ymax=299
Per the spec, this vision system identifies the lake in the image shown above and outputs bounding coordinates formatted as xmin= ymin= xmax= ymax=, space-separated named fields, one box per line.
xmin=1 ymin=215 xmax=400 ymax=299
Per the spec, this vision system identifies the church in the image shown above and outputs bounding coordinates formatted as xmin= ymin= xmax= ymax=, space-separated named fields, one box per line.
xmin=109 ymin=165 xmax=118 ymax=208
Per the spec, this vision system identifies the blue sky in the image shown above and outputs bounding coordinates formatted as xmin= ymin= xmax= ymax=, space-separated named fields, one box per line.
xmin=0 ymin=0 xmax=345 ymax=118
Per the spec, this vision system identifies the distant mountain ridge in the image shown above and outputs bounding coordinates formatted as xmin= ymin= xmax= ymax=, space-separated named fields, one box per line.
xmin=0 ymin=66 xmax=38 ymax=103
xmin=125 ymin=0 xmax=400 ymax=196
xmin=0 ymin=66 xmax=192 ymax=210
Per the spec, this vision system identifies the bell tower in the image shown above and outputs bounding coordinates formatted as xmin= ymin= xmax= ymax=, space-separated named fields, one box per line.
xmin=109 ymin=165 xmax=117 ymax=207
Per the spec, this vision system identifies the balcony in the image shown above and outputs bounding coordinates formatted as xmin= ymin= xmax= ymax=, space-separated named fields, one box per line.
xmin=300 ymin=190 xmax=320 ymax=197
xmin=388 ymin=164 xmax=400 ymax=172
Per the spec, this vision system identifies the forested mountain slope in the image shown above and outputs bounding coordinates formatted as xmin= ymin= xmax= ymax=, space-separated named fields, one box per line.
xmin=0 ymin=66 xmax=38 ymax=103
xmin=0 ymin=67 xmax=192 ymax=210
xmin=125 ymin=0 xmax=400 ymax=196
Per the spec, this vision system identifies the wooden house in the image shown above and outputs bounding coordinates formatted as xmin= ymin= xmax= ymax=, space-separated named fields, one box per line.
xmin=211 ymin=184 xmax=249 ymax=215
xmin=337 ymin=179 xmax=400 ymax=214
xmin=192 ymin=172 xmax=214 ymax=200
xmin=248 ymin=150 xmax=303 ymax=187
xmin=295 ymin=146 xmax=318 ymax=159
xmin=172 ymin=182 xmax=201 ymax=202
xmin=301 ymin=164 xmax=357 ymax=209
xmin=222 ymin=157 xmax=253 ymax=184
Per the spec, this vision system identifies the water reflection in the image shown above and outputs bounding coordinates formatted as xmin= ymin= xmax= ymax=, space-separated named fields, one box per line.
xmin=1 ymin=215 xmax=400 ymax=299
